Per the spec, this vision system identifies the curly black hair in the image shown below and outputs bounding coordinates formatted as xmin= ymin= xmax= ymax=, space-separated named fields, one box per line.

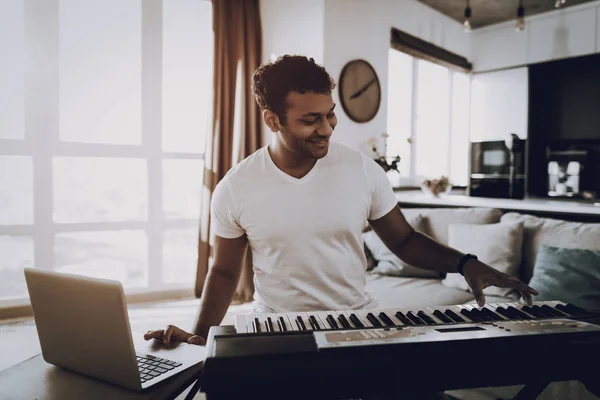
xmin=252 ymin=55 xmax=336 ymax=125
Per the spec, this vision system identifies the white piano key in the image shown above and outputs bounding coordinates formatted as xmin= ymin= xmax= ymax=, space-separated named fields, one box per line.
xmin=245 ymin=313 xmax=257 ymax=333
xmin=423 ymin=307 xmax=449 ymax=324
xmin=381 ymin=309 xmax=406 ymax=326
xmin=266 ymin=313 xmax=280 ymax=332
xmin=304 ymin=312 xmax=325 ymax=330
xmin=345 ymin=310 xmax=370 ymax=328
xmin=339 ymin=310 xmax=357 ymax=328
xmin=278 ymin=314 xmax=295 ymax=332
xmin=255 ymin=314 xmax=269 ymax=333
xmin=235 ymin=314 xmax=248 ymax=333
xmin=315 ymin=311 xmax=336 ymax=329
xmin=298 ymin=312 xmax=314 ymax=331
xmin=354 ymin=309 xmax=382 ymax=327
xmin=350 ymin=310 xmax=371 ymax=327
xmin=283 ymin=312 xmax=303 ymax=331
xmin=482 ymin=304 xmax=509 ymax=320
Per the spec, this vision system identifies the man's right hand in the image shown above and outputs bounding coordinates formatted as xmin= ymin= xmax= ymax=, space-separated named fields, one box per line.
xmin=143 ymin=325 xmax=206 ymax=346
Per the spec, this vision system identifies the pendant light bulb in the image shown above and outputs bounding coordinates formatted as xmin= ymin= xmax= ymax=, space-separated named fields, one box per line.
xmin=463 ymin=0 xmax=472 ymax=32
xmin=515 ymin=1 xmax=525 ymax=32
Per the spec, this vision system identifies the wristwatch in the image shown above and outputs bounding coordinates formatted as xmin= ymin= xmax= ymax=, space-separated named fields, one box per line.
xmin=457 ymin=253 xmax=478 ymax=276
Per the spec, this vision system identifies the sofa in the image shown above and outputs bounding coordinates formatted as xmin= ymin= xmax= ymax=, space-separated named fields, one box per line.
xmin=361 ymin=206 xmax=600 ymax=400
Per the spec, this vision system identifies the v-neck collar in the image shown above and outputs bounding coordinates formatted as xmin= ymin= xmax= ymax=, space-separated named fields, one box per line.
xmin=265 ymin=147 xmax=323 ymax=184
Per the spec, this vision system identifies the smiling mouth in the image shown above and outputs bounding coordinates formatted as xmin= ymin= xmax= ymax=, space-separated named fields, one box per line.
xmin=308 ymin=139 xmax=328 ymax=144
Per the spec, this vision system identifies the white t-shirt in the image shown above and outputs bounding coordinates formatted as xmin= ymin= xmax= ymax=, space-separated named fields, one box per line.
xmin=210 ymin=141 xmax=398 ymax=312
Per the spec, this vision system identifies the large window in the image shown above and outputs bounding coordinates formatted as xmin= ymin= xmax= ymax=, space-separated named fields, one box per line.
xmin=0 ymin=0 xmax=213 ymax=303
xmin=387 ymin=48 xmax=470 ymax=187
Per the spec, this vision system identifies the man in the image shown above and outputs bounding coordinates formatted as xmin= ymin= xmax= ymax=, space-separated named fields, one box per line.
xmin=145 ymin=55 xmax=538 ymax=348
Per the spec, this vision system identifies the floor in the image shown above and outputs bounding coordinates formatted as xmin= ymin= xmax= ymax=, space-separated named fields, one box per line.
xmin=0 ymin=297 xmax=253 ymax=399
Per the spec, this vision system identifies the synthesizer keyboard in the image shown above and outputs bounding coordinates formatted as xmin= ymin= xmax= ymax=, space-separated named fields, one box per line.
xmin=233 ymin=300 xmax=591 ymax=334
xmin=201 ymin=301 xmax=600 ymax=400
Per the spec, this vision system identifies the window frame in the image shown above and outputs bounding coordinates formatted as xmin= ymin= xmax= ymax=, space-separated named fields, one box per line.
xmin=387 ymin=48 xmax=471 ymax=188
xmin=0 ymin=0 xmax=211 ymax=308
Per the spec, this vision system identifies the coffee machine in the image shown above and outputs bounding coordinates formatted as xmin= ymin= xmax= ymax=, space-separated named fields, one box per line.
xmin=547 ymin=148 xmax=598 ymax=199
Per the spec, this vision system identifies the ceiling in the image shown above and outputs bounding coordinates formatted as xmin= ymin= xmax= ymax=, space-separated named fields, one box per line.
xmin=417 ymin=0 xmax=598 ymax=29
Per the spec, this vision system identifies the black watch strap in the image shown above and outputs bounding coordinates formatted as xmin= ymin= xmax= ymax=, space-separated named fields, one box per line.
xmin=457 ymin=253 xmax=477 ymax=276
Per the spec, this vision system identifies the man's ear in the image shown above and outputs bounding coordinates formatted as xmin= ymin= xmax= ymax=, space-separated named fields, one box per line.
xmin=264 ymin=110 xmax=281 ymax=132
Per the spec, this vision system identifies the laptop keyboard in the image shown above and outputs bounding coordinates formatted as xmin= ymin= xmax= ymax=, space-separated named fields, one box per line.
xmin=136 ymin=355 xmax=182 ymax=383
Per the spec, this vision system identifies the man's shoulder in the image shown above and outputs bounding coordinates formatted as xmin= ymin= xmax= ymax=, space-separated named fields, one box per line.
xmin=327 ymin=141 xmax=368 ymax=165
xmin=222 ymin=147 xmax=267 ymax=182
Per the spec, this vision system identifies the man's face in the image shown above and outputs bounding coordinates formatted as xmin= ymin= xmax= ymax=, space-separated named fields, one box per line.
xmin=277 ymin=91 xmax=337 ymax=160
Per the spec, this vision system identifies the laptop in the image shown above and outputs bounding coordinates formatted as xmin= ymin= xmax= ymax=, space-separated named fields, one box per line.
xmin=24 ymin=268 xmax=206 ymax=392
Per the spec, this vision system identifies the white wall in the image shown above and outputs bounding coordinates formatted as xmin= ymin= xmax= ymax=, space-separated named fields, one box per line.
xmin=472 ymin=0 xmax=600 ymax=72
xmin=260 ymin=0 xmax=471 ymax=153
xmin=323 ymin=0 xmax=471 ymax=153
xmin=260 ymin=0 xmax=326 ymax=145
xmin=260 ymin=0 xmax=325 ymax=64
xmin=470 ymin=68 xmax=528 ymax=143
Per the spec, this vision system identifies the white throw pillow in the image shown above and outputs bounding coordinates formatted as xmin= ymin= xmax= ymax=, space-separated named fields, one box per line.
xmin=362 ymin=214 xmax=441 ymax=279
xmin=501 ymin=212 xmax=600 ymax=283
xmin=441 ymin=221 xmax=524 ymax=297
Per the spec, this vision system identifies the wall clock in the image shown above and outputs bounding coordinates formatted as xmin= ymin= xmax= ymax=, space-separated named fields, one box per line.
xmin=339 ymin=59 xmax=381 ymax=123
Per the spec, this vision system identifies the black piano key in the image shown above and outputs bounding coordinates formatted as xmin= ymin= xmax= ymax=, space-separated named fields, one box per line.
xmin=475 ymin=308 xmax=498 ymax=322
xmin=444 ymin=309 xmax=466 ymax=323
xmin=326 ymin=314 xmax=340 ymax=329
xmin=555 ymin=304 xmax=572 ymax=315
xmin=338 ymin=314 xmax=352 ymax=329
xmin=417 ymin=311 xmax=437 ymax=325
xmin=466 ymin=308 xmax=487 ymax=321
xmin=350 ymin=314 xmax=365 ymax=328
xmin=395 ymin=311 xmax=414 ymax=325
xmin=406 ymin=311 xmax=426 ymax=325
xmin=564 ymin=303 xmax=588 ymax=316
xmin=266 ymin=317 xmax=274 ymax=332
xmin=460 ymin=309 xmax=482 ymax=322
xmin=278 ymin=316 xmax=288 ymax=332
xmin=541 ymin=304 xmax=567 ymax=317
xmin=309 ymin=315 xmax=322 ymax=330
xmin=308 ymin=317 xmax=317 ymax=330
xmin=507 ymin=306 xmax=532 ymax=320
xmin=254 ymin=317 xmax=261 ymax=333
xmin=495 ymin=307 xmax=514 ymax=320
xmin=378 ymin=312 xmax=396 ymax=327
xmin=433 ymin=310 xmax=453 ymax=323
xmin=366 ymin=313 xmax=383 ymax=327
xmin=296 ymin=316 xmax=307 ymax=331
xmin=480 ymin=308 xmax=503 ymax=321
xmin=503 ymin=307 xmax=524 ymax=320
xmin=521 ymin=305 xmax=543 ymax=318
xmin=530 ymin=305 xmax=554 ymax=318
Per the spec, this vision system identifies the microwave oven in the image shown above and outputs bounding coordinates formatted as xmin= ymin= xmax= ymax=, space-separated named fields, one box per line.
xmin=468 ymin=139 xmax=526 ymax=199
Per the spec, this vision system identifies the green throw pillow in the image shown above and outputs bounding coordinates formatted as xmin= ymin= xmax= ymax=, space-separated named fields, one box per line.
xmin=529 ymin=245 xmax=600 ymax=312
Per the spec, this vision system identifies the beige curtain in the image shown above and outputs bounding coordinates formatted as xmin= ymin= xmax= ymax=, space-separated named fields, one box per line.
xmin=195 ymin=0 xmax=263 ymax=302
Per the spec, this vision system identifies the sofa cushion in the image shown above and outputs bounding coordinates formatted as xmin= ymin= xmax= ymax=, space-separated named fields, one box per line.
xmin=363 ymin=214 xmax=441 ymax=279
xmin=401 ymin=207 xmax=502 ymax=244
xmin=441 ymin=221 xmax=524 ymax=297
xmin=365 ymin=272 xmax=474 ymax=309
xmin=501 ymin=212 xmax=600 ymax=283
xmin=528 ymin=245 xmax=600 ymax=312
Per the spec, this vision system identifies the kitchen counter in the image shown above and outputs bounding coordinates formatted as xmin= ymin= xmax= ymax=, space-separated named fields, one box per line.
xmin=394 ymin=190 xmax=600 ymax=218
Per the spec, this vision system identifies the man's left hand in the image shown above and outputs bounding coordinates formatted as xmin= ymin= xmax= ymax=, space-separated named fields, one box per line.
xmin=462 ymin=259 xmax=539 ymax=307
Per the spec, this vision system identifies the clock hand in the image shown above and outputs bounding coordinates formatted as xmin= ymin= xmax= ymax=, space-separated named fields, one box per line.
xmin=349 ymin=78 xmax=377 ymax=100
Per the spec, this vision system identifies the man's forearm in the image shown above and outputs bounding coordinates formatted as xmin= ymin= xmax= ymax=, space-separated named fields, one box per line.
xmin=394 ymin=231 xmax=464 ymax=274
xmin=191 ymin=268 xmax=239 ymax=339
